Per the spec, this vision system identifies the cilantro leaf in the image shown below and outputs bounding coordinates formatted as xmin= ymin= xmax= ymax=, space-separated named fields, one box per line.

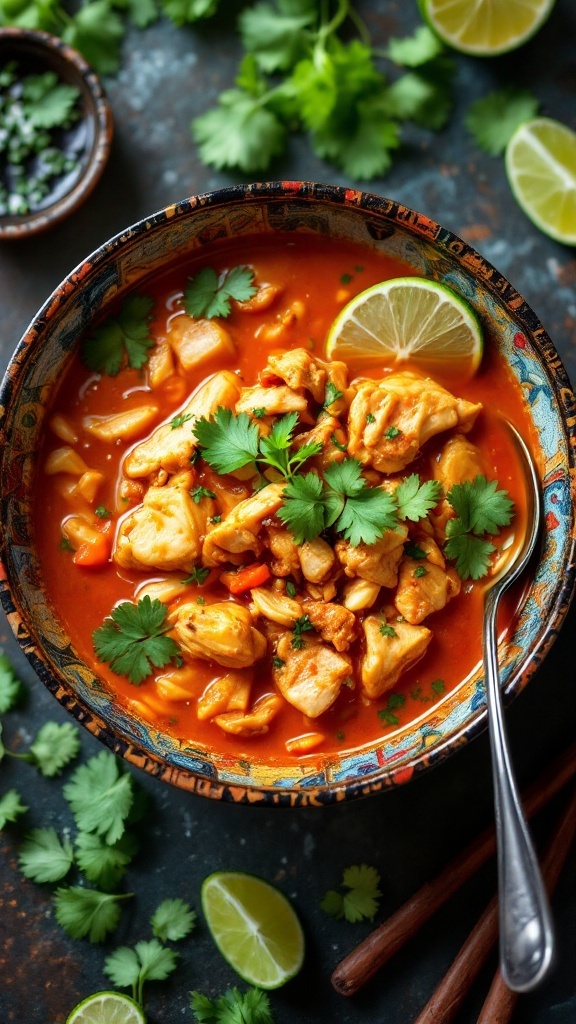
xmin=22 ymin=71 xmax=79 ymax=129
xmin=183 ymin=265 xmax=257 ymax=319
xmin=323 ymin=458 xmax=365 ymax=497
xmin=395 ymin=475 xmax=443 ymax=522
xmin=386 ymin=25 xmax=445 ymax=67
xmin=291 ymin=614 xmax=315 ymax=649
xmin=446 ymin=476 xmax=514 ymax=535
xmin=323 ymin=380 xmax=344 ymax=408
xmin=62 ymin=1 xmax=125 ymax=76
xmin=103 ymin=945 xmax=141 ymax=990
xmin=151 ymin=897 xmax=197 ymax=942
xmin=63 ymin=751 xmax=135 ymax=845
xmin=321 ymin=864 xmax=382 ymax=923
xmin=81 ymin=294 xmax=155 ymax=376
xmin=92 ymin=595 xmax=181 ymax=685
xmin=120 ymin=0 xmax=159 ymax=29
xmin=466 ymin=88 xmax=540 ymax=156
xmin=0 ymin=651 xmax=22 ymax=713
xmin=28 ymin=721 xmax=81 ymax=776
xmin=239 ymin=0 xmax=316 ymax=73
xmin=75 ymin=831 xmax=139 ymax=891
xmin=18 ymin=827 xmax=74 ymax=883
xmin=136 ymin=938 xmax=178 ymax=982
xmin=105 ymin=939 xmax=178 ymax=1004
xmin=259 ymin=411 xmax=321 ymax=477
xmin=444 ymin=530 xmax=496 ymax=581
xmin=193 ymin=407 xmax=259 ymax=475
xmin=160 ymin=0 xmax=220 ymax=26
xmin=384 ymin=60 xmax=455 ymax=131
xmin=334 ymin=486 xmax=398 ymax=547
xmin=53 ymin=885 xmax=131 ymax=942
xmin=0 ymin=789 xmax=28 ymax=829
xmin=190 ymin=987 xmax=275 ymax=1024
xmin=192 ymin=88 xmax=287 ymax=173
xmin=277 ymin=472 xmax=327 ymax=543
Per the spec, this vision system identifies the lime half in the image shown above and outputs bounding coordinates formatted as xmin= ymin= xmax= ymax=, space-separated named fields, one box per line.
xmin=422 ymin=0 xmax=556 ymax=56
xmin=505 ymin=117 xmax=576 ymax=245
xmin=201 ymin=871 xmax=305 ymax=989
xmin=66 ymin=991 xmax=145 ymax=1024
xmin=325 ymin=277 xmax=483 ymax=381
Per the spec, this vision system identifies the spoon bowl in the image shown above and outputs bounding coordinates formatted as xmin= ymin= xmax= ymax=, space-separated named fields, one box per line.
xmin=482 ymin=422 xmax=554 ymax=991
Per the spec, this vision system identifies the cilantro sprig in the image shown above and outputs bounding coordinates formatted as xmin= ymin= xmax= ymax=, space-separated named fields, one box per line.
xmin=183 ymin=264 xmax=257 ymax=319
xmin=92 ymin=595 xmax=182 ymax=685
xmin=81 ymin=295 xmax=156 ymax=376
xmin=191 ymin=987 xmax=275 ymax=1024
xmin=444 ymin=475 xmax=514 ymax=580
xmin=321 ymin=864 xmax=382 ymax=923
xmin=192 ymin=407 xmax=322 ymax=481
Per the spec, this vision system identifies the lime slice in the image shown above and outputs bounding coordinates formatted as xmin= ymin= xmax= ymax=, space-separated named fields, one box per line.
xmin=505 ymin=117 xmax=576 ymax=246
xmin=422 ymin=0 xmax=556 ymax=56
xmin=201 ymin=871 xmax=305 ymax=989
xmin=325 ymin=277 xmax=483 ymax=381
xmin=66 ymin=991 xmax=145 ymax=1024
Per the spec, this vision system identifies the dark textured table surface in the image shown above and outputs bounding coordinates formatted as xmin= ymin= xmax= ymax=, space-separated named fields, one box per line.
xmin=1 ymin=3 xmax=575 ymax=1023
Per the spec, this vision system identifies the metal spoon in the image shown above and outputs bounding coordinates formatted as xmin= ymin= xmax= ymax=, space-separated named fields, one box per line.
xmin=482 ymin=421 xmax=554 ymax=991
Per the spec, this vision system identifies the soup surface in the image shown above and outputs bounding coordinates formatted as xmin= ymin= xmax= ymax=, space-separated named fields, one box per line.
xmin=35 ymin=233 xmax=532 ymax=760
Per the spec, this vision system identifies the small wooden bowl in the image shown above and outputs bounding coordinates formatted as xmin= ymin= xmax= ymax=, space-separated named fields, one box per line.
xmin=0 ymin=27 xmax=112 ymax=240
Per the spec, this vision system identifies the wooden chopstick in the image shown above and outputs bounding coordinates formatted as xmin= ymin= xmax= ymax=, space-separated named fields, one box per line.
xmin=475 ymin=786 xmax=576 ymax=1024
xmin=331 ymin=741 xmax=576 ymax=997
xmin=412 ymin=785 xmax=576 ymax=1024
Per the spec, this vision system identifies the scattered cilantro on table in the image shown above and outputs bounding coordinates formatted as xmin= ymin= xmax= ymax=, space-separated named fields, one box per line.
xmin=53 ymin=885 xmax=133 ymax=942
xmin=466 ymin=87 xmax=540 ymax=155
xmin=151 ymin=896 xmax=197 ymax=941
xmin=0 ymin=651 xmax=22 ymax=712
xmin=321 ymin=863 xmax=382 ymax=923
xmin=0 ymin=787 xmax=28 ymax=827
xmin=0 ymin=719 xmax=81 ymax=776
xmin=191 ymin=986 xmax=275 ymax=1024
xmin=104 ymin=936 xmax=179 ymax=1004
xmin=18 ymin=826 xmax=75 ymax=883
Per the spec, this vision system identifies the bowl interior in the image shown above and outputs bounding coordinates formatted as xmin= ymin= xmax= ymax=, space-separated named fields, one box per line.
xmin=1 ymin=183 xmax=574 ymax=804
xmin=0 ymin=28 xmax=112 ymax=239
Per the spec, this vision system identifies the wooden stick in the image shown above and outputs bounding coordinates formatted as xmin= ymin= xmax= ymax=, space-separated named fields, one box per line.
xmin=475 ymin=786 xmax=576 ymax=1024
xmin=412 ymin=786 xmax=576 ymax=1024
xmin=331 ymin=741 xmax=576 ymax=997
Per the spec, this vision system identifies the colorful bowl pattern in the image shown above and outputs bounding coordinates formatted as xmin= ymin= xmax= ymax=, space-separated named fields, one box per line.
xmin=1 ymin=182 xmax=575 ymax=805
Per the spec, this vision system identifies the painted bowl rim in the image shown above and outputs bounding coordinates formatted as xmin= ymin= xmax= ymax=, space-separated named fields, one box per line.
xmin=1 ymin=181 xmax=575 ymax=806
xmin=0 ymin=27 xmax=113 ymax=240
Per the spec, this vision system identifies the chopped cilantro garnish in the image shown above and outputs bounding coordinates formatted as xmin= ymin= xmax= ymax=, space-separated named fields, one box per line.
xmin=171 ymin=413 xmax=193 ymax=429
xmin=331 ymin=433 xmax=348 ymax=452
xmin=365 ymin=413 xmax=376 ymax=424
xmin=94 ymin=505 xmax=110 ymax=519
xmin=190 ymin=486 xmax=216 ymax=504
xmin=324 ymin=381 xmax=344 ymax=408
xmin=404 ymin=541 xmax=428 ymax=560
xmin=432 ymin=678 xmax=446 ymax=695
xmin=252 ymin=407 xmax=266 ymax=418
xmin=379 ymin=623 xmax=397 ymax=639
xmin=182 ymin=566 xmax=210 ymax=586
xmin=385 ymin=425 xmax=402 ymax=439
xmin=413 ymin=565 xmax=428 ymax=578
xmin=272 ymin=656 xmax=285 ymax=669
xmin=210 ymin=514 xmax=222 ymax=524
xmin=286 ymin=581 xmax=296 ymax=598
xmin=291 ymin=615 xmax=315 ymax=650
xmin=340 ymin=272 xmax=353 ymax=284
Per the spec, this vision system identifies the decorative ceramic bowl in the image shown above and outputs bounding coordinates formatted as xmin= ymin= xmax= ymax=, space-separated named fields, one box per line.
xmin=1 ymin=182 xmax=575 ymax=805
xmin=0 ymin=28 xmax=112 ymax=240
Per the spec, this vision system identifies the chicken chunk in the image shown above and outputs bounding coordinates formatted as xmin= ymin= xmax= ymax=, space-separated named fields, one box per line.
xmin=83 ymin=404 xmax=159 ymax=443
xmin=304 ymin=601 xmax=357 ymax=652
xmin=265 ymin=348 xmax=326 ymax=403
xmin=335 ymin=525 xmax=408 ymax=588
xmin=347 ymin=372 xmax=482 ymax=473
xmin=214 ymin=694 xmax=282 ymax=736
xmin=114 ymin=478 xmax=213 ymax=573
xmin=292 ymin=412 xmax=346 ymax=473
xmin=202 ymin=482 xmax=284 ymax=565
xmin=298 ymin=537 xmax=336 ymax=584
xmin=265 ymin=526 xmax=301 ymax=578
xmin=273 ymin=634 xmax=353 ymax=717
xmin=167 ymin=316 xmax=235 ymax=371
xmin=197 ymin=670 xmax=252 ymax=720
xmin=171 ymin=602 xmax=267 ymax=669
xmin=394 ymin=557 xmax=461 ymax=624
xmin=250 ymin=586 xmax=302 ymax=626
xmin=361 ymin=615 xmax=432 ymax=699
xmin=235 ymin=385 xmax=308 ymax=417
xmin=124 ymin=370 xmax=241 ymax=479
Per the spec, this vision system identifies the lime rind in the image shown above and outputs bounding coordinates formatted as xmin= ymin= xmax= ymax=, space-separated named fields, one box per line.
xmin=201 ymin=870 xmax=305 ymax=990
xmin=422 ymin=0 xmax=556 ymax=56
xmin=66 ymin=991 xmax=145 ymax=1024
xmin=505 ymin=117 xmax=576 ymax=246
xmin=326 ymin=276 xmax=483 ymax=379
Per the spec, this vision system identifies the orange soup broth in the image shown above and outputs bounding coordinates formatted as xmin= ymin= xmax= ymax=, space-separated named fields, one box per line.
xmin=35 ymin=233 xmax=533 ymax=760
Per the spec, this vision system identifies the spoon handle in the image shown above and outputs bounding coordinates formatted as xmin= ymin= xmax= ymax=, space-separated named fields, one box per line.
xmin=483 ymin=588 xmax=555 ymax=992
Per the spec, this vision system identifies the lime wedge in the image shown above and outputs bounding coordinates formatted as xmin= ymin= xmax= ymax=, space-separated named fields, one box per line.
xmin=325 ymin=277 xmax=483 ymax=382
xmin=66 ymin=991 xmax=145 ymax=1024
xmin=201 ymin=871 xmax=305 ymax=989
xmin=505 ymin=117 xmax=576 ymax=246
xmin=422 ymin=0 xmax=556 ymax=56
